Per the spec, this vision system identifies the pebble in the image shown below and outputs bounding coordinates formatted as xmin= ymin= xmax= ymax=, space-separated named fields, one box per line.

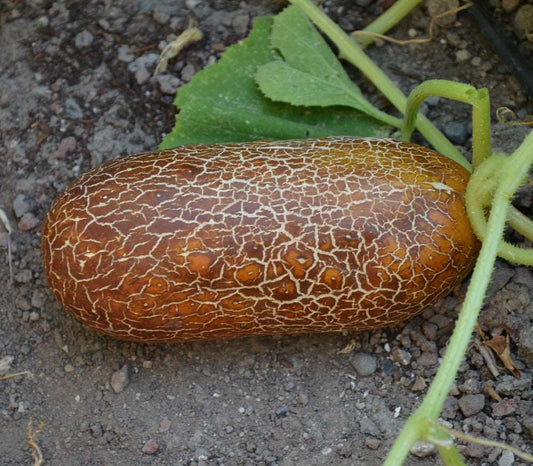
xmin=492 ymin=396 xmax=520 ymax=418
xmin=74 ymin=30 xmax=94 ymax=49
xmin=152 ymin=74 xmax=181 ymax=94
xmin=0 ymin=355 xmax=14 ymax=374
xmin=12 ymin=194 xmax=30 ymax=218
xmin=231 ymin=14 xmax=249 ymax=35
xmin=51 ymin=137 xmax=77 ymax=160
xmin=117 ymin=45 xmax=134 ymax=63
xmin=359 ymin=416 xmax=380 ymax=436
xmin=416 ymin=351 xmax=438 ymax=367
xmin=275 ymin=406 xmax=288 ymax=417
xmin=498 ymin=450 xmax=515 ymax=466
xmin=458 ymin=394 xmax=485 ymax=417
xmin=496 ymin=374 xmax=532 ymax=395
xmin=365 ymin=436 xmax=380 ymax=449
xmin=411 ymin=376 xmax=427 ymax=392
xmin=410 ymin=440 xmax=437 ymax=458
xmin=426 ymin=0 xmax=459 ymax=26
xmin=31 ymin=290 xmax=45 ymax=308
xmin=502 ymin=0 xmax=520 ymax=13
xmin=127 ymin=53 xmax=159 ymax=74
xmin=421 ymin=322 xmax=438 ymax=341
xmin=135 ymin=68 xmax=151 ymax=85
xmin=351 ymin=352 xmax=377 ymax=376
xmin=459 ymin=377 xmax=481 ymax=395
xmin=513 ymin=4 xmax=533 ymax=41
xmin=18 ymin=213 xmax=39 ymax=231
xmin=181 ymin=63 xmax=196 ymax=82
xmin=518 ymin=325 xmax=533 ymax=364
xmin=456 ymin=49 xmax=471 ymax=63
xmin=391 ymin=347 xmax=411 ymax=366
xmin=158 ymin=418 xmax=171 ymax=433
xmin=64 ymin=364 xmax=74 ymax=373
xmin=355 ymin=0 xmax=373 ymax=6
xmin=110 ymin=364 xmax=130 ymax=393
xmin=442 ymin=396 xmax=458 ymax=419
xmin=142 ymin=438 xmax=159 ymax=455
xmin=443 ymin=121 xmax=470 ymax=145
xmin=64 ymin=98 xmax=83 ymax=119
xmin=485 ymin=264 xmax=515 ymax=299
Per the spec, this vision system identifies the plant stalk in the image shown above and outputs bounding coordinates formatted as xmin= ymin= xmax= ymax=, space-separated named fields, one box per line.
xmin=288 ymin=0 xmax=469 ymax=169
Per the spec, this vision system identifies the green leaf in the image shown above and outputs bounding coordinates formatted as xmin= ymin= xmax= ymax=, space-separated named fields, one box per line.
xmin=159 ymin=16 xmax=389 ymax=149
xmin=255 ymin=6 xmax=398 ymax=127
xmin=256 ymin=61 xmax=365 ymax=108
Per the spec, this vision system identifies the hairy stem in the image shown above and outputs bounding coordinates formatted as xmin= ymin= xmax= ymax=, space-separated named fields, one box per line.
xmin=288 ymin=0 xmax=469 ymax=169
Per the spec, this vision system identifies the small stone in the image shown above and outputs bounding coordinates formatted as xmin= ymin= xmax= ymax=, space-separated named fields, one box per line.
xmin=18 ymin=213 xmax=39 ymax=231
xmin=135 ymin=68 xmax=151 ymax=85
xmin=29 ymin=312 xmax=40 ymax=322
xmin=31 ymin=290 xmax=45 ymax=308
xmin=417 ymin=351 xmax=438 ymax=367
xmin=117 ymin=45 xmax=134 ymax=63
xmin=0 ymin=355 xmax=14 ymax=375
xmin=181 ymin=64 xmax=196 ymax=82
xmin=459 ymin=378 xmax=481 ymax=394
xmin=142 ymin=438 xmax=159 ymax=455
xmin=443 ymin=121 xmax=470 ymax=145
xmin=74 ymin=30 xmax=94 ymax=49
xmin=159 ymin=417 xmax=171 ymax=433
xmin=127 ymin=53 xmax=159 ymax=74
xmin=523 ymin=415 xmax=533 ymax=437
xmin=492 ymin=396 xmax=520 ymax=418
xmin=98 ymin=19 xmax=110 ymax=30
xmin=359 ymin=416 xmax=380 ymax=436
xmin=153 ymin=7 xmax=170 ymax=24
xmin=110 ymin=364 xmax=130 ymax=393
xmin=142 ymin=360 xmax=153 ymax=369
xmin=458 ymin=394 xmax=485 ymax=417
xmin=51 ymin=136 xmax=77 ymax=160
xmin=275 ymin=406 xmax=288 ymax=417
xmin=90 ymin=423 xmax=103 ymax=438
xmin=517 ymin=325 xmax=533 ymax=364
xmin=351 ymin=352 xmax=377 ymax=376
xmin=185 ymin=0 xmax=201 ymax=8
xmin=498 ymin=450 xmax=514 ymax=466
xmin=355 ymin=0 xmax=373 ymax=6
xmin=496 ymin=375 xmax=532 ymax=395
xmin=152 ymin=74 xmax=181 ymax=94
xmin=13 ymin=194 xmax=30 ymax=218
xmin=421 ymin=322 xmax=438 ymax=341
xmin=442 ymin=396 xmax=458 ymax=419
xmin=410 ymin=441 xmax=437 ymax=458
xmin=365 ymin=436 xmax=380 ymax=449
xmin=426 ymin=0 xmax=459 ymax=26
xmin=231 ymin=14 xmax=249 ymax=35
xmin=411 ymin=376 xmax=427 ymax=392
xmin=64 ymin=364 xmax=74 ymax=373
xmin=502 ymin=0 xmax=520 ymax=13
xmin=456 ymin=49 xmax=471 ymax=63
xmin=64 ymin=98 xmax=83 ymax=119
xmin=514 ymin=4 xmax=533 ymax=40
xmin=391 ymin=347 xmax=411 ymax=365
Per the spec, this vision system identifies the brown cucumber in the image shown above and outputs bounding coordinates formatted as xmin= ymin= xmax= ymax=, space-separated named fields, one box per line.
xmin=42 ymin=137 xmax=479 ymax=342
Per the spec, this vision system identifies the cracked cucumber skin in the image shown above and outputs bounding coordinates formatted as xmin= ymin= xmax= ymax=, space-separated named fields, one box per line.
xmin=42 ymin=137 xmax=479 ymax=342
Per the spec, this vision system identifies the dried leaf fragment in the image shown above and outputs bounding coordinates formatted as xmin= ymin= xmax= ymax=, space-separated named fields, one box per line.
xmin=483 ymin=333 xmax=521 ymax=378
xmin=154 ymin=26 xmax=203 ymax=75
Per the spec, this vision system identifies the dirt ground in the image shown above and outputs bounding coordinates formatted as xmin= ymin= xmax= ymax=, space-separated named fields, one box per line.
xmin=1 ymin=1 xmax=532 ymax=465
